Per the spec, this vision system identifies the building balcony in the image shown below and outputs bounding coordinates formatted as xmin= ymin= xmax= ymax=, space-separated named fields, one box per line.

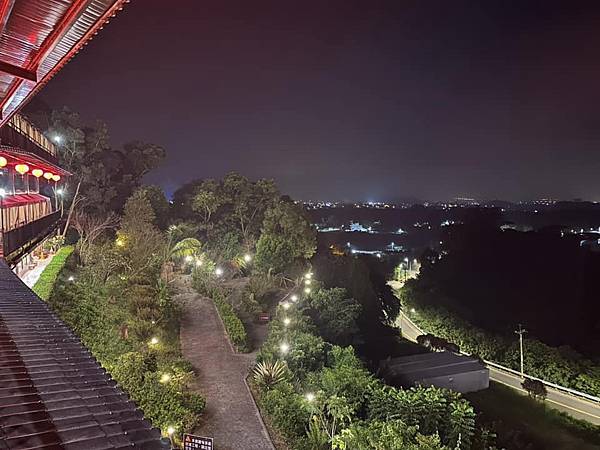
xmin=0 ymin=114 xmax=58 ymax=165
xmin=1 ymin=208 xmax=61 ymax=262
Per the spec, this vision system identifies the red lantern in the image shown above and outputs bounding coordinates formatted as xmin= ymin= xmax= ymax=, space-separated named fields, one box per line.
xmin=32 ymin=168 xmax=43 ymax=178
xmin=43 ymin=172 xmax=53 ymax=180
xmin=15 ymin=164 xmax=29 ymax=175
xmin=52 ymin=174 xmax=61 ymax=182
xmin=0 ymin=156 xmax=6 ymax=168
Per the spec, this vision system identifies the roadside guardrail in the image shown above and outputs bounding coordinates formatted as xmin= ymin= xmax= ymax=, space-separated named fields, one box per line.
xmin=399 ymin=311 xmax=600 ymax=405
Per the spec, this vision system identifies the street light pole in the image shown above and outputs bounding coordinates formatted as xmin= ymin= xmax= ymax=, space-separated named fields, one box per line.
xmin=515 ymin=324 xmax=527 ymax=378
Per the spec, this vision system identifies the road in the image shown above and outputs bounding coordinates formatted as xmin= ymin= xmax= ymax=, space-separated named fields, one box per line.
xmin=397 ymin=311 xmax=600 ymax=425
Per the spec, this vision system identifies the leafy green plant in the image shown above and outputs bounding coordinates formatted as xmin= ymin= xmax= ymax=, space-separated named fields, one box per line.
xmin=253 ymin=360 xmax=289 ymax=389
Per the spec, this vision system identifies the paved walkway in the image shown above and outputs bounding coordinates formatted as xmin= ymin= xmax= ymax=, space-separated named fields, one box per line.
xmin=173 ymin=275 xmax=274 ymax=450
xmin=18 ymin=253 xmax=56 ymax=288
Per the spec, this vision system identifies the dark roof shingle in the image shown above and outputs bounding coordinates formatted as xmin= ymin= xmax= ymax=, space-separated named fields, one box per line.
xmin=0 ymin=260 xmax=169 ymax=449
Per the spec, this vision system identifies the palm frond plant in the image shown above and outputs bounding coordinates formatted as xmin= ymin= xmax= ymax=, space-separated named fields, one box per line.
xmin=253 ymin=360 xmax=289 ymax=390
xmin=169 ymin=237 xmax=203 ymax=262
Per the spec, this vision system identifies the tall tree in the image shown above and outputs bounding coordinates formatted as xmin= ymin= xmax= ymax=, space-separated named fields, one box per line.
xmin=117 ymin=190 xmax=166 ymax=280
xmin=255 ymin=200 xmax=316 ymax=273
xmin=28 ymin=106 xmax=166 ymax=216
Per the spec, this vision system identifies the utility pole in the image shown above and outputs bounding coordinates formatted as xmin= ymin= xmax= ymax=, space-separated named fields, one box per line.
xmin=515 ymin=324 xmax=527 ymax=378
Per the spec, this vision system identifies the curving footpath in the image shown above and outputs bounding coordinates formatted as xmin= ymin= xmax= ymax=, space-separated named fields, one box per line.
xmin=398 ymin=311 xmax=600 ymax=425
xmin=173 ymin=275 xmax=275 ymax=450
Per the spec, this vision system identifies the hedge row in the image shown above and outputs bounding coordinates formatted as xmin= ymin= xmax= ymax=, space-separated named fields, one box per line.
xmin=32 ymin=245 xmax=74 ymax=300
xmin=192 ymin=276 xmax=249 ymax=352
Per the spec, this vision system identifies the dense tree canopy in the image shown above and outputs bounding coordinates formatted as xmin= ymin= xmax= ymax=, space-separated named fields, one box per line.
xmin=255 ymin=200 xmax=317 ymax=273
xmin=171 ymin=173 xmax=280 ymax=257
xmin=306 ymin=287 xmax=361 ymax=346
xmin=26 ymin=106 xmax=165 ymax=215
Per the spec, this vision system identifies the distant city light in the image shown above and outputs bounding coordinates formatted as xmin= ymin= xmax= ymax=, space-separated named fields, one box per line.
xmin=282 ymin=302 xmax=290 ymax=310
xmin=185 ymin=255 xmax=194 ymax=263
xmin=67 ymin=275 xmax=75 ymax=282
xmin=283 ymin=317 xmax=291 ymax=326
xmin=304 ymin=287 xmax=311 ymax=294
xmin=167 ymin=426 xmax=175 ymax=436
xmin=280 ymin=342 xmax=290 ymax=354
xmin=304 ymin=279 xmax=311 ymax=285
xmin=150 ymin=337 xmax=159 ymax=345
xmin=244 ymin=254 xmax=252 ymax=262
xmin=305 ymin=392 xmax=315 ymax=402
xmin=53 ymin=135 xmax=62 ymax=144
xmin=196 ymin=259 xmax=203 ymax=267
xmin=291 ymin=294 xmax=298 ymax=302
xmin=215 ymin=267 xmax=223 ymax=276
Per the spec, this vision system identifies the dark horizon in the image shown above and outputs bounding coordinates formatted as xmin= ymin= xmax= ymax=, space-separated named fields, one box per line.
xmin=36 ymin=0 xmax=600 ymax=202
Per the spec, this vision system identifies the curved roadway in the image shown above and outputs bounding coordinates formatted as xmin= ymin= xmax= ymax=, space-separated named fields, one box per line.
xmin=397 ymin=311 xmax=600 ymax=425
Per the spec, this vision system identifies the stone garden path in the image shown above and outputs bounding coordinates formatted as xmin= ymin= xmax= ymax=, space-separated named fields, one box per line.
xmin=173 ymin=275 xmax=274 ymax=450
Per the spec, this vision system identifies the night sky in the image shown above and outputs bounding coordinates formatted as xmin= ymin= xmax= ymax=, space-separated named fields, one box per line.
xmin=38 ymin=1 xmax=600 ymax=202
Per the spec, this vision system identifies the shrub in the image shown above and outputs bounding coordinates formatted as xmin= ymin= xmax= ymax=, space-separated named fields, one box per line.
xmin=259 ymin=329 xmax=327 ymax=381
xmin=32 ymin=245 xmax=74 ymax=300
xmin=258 ymin=381 xmax=311 ymax=444
xmin=213 ymin=288 xmax=248 ymax=352
xmin=192 ymin=273 xmax=249 ymax=352
xmin=109 ymin=351 xmax=203 ymax=433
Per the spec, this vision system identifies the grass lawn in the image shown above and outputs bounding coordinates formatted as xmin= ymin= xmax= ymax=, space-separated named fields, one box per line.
xmin=466 ymin=382 xmax=600 ymax=449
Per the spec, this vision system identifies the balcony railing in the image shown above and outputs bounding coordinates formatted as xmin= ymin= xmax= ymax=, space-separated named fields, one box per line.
xmin=2 ymin=210 xmax=61 ymax=260
xmin=0 ymin=114 xmax=58 ymax=165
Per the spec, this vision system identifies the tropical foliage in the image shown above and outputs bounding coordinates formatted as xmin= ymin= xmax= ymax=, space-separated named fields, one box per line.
xmin=44 ymin=190 xmax=205 ymax=439
xmin=253 ymin=287 xmax=478 ymax=449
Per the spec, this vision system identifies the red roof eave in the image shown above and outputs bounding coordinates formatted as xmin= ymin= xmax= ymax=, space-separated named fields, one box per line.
xmin=0 ymin=146 xmax=71 ymax=177
xmin=0 ymin=0 xmax=130 ymax=126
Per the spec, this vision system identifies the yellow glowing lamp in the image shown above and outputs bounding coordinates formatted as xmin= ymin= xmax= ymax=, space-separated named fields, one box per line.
xmin=43 ymin=172 xmax=53 ymax=180
xmin=15 ymin=164 xmax=29 ymax=175
xmin=52 ymin=174 xmax=61 ymax=182
xmin=31 ymin=168 xmax=43 ymax=178
xmin=0 ymin=156 xmax=7 ymax=167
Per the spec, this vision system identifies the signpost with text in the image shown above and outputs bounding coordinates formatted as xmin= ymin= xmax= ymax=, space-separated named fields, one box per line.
xmin=183 ymin=434 xmax=214 ymax=450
